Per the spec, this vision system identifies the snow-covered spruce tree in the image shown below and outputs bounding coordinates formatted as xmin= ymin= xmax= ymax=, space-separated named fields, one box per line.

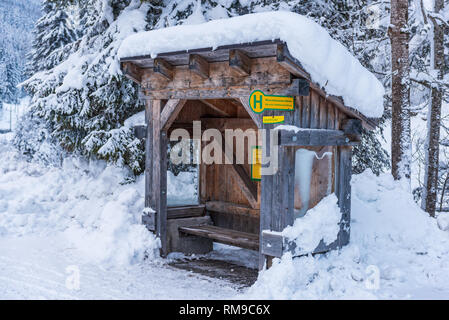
xmin=20 ymin=0 xmax=162 ymax=174
xmin=0 ymin=44 xmax=21 ymax=105
xmin=26 ymin=0 xmax=77 ymax=75
xmin=0 ymin=0 xmax=41 ymax=105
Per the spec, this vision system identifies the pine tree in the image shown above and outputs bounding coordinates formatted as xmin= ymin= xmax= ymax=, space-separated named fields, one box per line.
xmin=0 ymin=47 xmax=7 ymax=107
xmin=26 ymin=0 xmax=77 ymax=75
xmin=421 ymin=0 xmax=446 ymax=216
xmin=20 ymin=0 xmax=162 ymax=173
xmin=389 ymin=0 xmax=412 ymax=182
xmin=0 ymin=44 xmax=21 ymax=105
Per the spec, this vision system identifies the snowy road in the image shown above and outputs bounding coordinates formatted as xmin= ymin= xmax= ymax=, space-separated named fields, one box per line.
xmin=0 ymin=235 xmax=239 ymax=299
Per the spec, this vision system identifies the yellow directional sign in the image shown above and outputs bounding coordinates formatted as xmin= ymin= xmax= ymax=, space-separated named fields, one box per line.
xmin=249 ymin=90 xmax=294 ymax=113
xmin=263 ymin=115 xmax=285 ymax=124
xmin=251 ymin=146 xmax=262 ymax=181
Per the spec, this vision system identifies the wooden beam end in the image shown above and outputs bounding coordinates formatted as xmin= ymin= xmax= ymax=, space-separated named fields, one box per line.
xmin=189 ymin=54 xmax=209 ymax=79
xmin=229 ymin=49 xmax=251 ymax=76
xmin=153 ymin=58 xmax=173 ymax=81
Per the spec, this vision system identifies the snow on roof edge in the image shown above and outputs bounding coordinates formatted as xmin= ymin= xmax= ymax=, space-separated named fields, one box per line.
xmin=118 ymin=11 xmax=385 ymax=119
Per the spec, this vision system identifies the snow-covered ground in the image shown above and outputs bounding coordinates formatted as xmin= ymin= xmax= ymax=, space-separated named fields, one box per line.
xmin=1 ymin=130 xmax=449 ymax=299
xmin=244 ymin=172 xmax=449 ymax=299
xmin=0 ymin=132 xmax=239 ymax=299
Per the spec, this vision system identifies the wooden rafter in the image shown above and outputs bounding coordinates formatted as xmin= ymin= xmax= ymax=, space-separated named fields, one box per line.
xmin=202 ymin=118 xmax=257 ymax=131
xmin=199 ymin=99 xmax=235 ymax=117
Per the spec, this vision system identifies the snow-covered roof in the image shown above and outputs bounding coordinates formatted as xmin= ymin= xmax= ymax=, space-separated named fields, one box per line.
xmin=118 ymin=11 xmax=384 ymax=118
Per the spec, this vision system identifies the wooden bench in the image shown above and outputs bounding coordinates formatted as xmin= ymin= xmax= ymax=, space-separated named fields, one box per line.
xmin=167 ymin=205 xmax=205 ymax=219
xmin=178 ymin=225 xmax=259 ymax=251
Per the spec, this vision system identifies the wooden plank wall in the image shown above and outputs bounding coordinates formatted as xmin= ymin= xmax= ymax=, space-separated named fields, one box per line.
xmin=258 ymin=87 xmax=348 ymax=269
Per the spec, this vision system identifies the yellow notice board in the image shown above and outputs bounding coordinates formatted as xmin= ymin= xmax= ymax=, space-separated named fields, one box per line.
xmin=263 ymin=115 xmax=285 ymax=124
xmin=251 ymin=146 xmax=262 ymax=181
xmin=249 ymin=90 xmax=294 ymax=113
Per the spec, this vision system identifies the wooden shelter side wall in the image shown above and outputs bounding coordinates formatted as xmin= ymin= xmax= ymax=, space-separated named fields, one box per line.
xmin=257 ymin=87 xmax=348 ymax=130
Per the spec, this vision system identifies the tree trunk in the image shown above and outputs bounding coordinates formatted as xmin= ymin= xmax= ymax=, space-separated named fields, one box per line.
xmin=389 ymin=0 xmax=411 ymax=182
xmin=422 ymin=0 xmax=445 ymax=217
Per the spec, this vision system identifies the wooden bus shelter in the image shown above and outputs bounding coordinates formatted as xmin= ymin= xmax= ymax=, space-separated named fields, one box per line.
xmin=120 ymin=40 xmax=377 ymax=270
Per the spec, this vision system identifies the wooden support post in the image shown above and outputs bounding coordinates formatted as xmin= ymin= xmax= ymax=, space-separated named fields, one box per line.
xmin=271 ymin=145 xmax=295 ymax=231
xmin=159 ymin=130 xmax=168 ymax=256
xmin=259 ymin=126 xmax=273 ymax=270
xmin=336 ymin=146 xmax=352 ymax=247
xmin=151 ymin=100 xmax=168 ymax=256
xmin=152 ymin=100 xmax=161 ymax=213
xmin=143 ymin=100 xmax=155 ymax=231
xmin=229 ymin=49 xmax=251 ymax=76
xmin=189 ymin=54 xmax=209 ymax=79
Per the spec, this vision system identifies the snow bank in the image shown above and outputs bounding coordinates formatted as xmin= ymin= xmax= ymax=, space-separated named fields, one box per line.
xmin=0 ymin=132 xmax=201 ymax=266
xmin=0 ymin=134 xmax=159 ymax=266
xmin=242 ymin=171 xmax=449 ymax=299
xmin=281 ymin=194 xmax=341 ymax=254
xmin=118 ymin=11 xmax=384 ymax=118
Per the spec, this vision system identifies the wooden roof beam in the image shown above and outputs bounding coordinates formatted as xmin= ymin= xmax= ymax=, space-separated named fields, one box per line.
xmin=199 ymin=99 xmax=237 ymax=117
xmin=229 ymin=49 xmax=251 ymax=76
xmin=121 ymin=62 xmax=142 ymax=83
xmin=278 ymin=128 xmax=359 ymax=146
xmin=189 ymin=54 xmax=209 ymax=79
xmin=153 ymin=58 xmax=173 ymax=80
xmin=276 ymin=43 xmax=310 ymax=80
xmin=141 ymin=78 xmax=308 ymax=101
xmin=200 ymin=99 xmax=232 ymax=117
xmin=201 ymin=118 xmax=257 ymax=131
